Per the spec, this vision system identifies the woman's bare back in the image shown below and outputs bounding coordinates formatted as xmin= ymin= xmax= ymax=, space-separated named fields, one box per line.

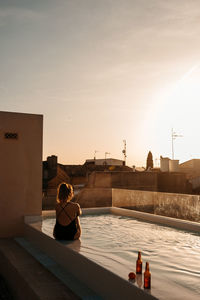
xmin=56 ymin=202 xmax=81 ymax=226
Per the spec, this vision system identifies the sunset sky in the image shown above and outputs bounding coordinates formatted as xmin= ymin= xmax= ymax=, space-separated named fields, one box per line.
xmin=1 ymin=0 xmax=200 ymax=167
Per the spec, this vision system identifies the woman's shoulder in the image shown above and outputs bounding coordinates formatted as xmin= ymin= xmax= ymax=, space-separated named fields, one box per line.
xmin=70 ymin=202 xmax=80 ymax=209
xmin=70 ymin=202 xmax=81 ymax=214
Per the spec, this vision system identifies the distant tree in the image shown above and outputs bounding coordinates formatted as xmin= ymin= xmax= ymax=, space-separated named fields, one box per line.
xmin=146 ymin=151 xmax=153 ymax=170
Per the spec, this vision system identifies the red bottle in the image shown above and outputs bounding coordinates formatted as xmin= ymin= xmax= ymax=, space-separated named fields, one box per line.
xmin=136 ymin=251 xmax=142 ymax=274
xmin=144 ymin=262 xmax=151 ymax=289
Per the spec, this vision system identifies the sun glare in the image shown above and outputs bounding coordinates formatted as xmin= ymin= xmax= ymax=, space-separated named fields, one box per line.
xmin=157 ymin=65 xmax=200 ymax=125
xmin=153 ymin=65 xmax=200 ymax=161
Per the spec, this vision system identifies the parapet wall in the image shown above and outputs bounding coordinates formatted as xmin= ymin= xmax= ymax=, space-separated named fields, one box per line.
xmin=76 ymin=187 xmax=200 ymax=222
xmin=112 ymin=189 xmax=200 ymax=222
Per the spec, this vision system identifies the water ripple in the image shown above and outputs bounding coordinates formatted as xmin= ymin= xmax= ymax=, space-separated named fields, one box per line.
xmin=43 ymin=214 xmax=200 ymax=300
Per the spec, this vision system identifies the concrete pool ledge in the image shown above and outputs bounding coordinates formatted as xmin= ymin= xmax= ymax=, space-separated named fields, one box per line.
xmin=24 ymin=207 xmax=200 ymax=299
xmin=110 ymin=207 xmax=200 ymax=233
xmin=42 ymin=207 xmax=200 ymax=232
xmin=24 ymin=219 xmax=157 ymax=300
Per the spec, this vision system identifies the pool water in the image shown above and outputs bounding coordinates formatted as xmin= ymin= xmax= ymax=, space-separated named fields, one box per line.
xmin=43 ymin=214 xmax=200 ymax=300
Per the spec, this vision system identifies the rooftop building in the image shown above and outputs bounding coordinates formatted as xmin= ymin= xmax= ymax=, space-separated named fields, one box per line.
xmin=85 ymin=158 xmax=125 ymax=166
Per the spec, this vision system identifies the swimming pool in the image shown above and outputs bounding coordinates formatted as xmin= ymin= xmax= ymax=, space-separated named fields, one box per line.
xmin=42 ymin=210 xmax=200 ymax=300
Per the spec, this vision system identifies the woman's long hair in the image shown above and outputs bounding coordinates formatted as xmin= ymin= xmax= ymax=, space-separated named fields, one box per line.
xmin=56 ymin=182 xmax=73 ymax=203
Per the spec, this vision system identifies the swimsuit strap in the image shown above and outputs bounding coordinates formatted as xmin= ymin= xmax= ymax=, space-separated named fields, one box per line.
xmin=57 ymin=202 xmax=74 ymax=221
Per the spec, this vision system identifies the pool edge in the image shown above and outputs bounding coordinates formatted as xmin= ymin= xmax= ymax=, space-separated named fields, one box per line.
xmin=42 ymin=207 xmax=200 ymax=232
xmin=24 ymin=220 xmax=158 ymax=300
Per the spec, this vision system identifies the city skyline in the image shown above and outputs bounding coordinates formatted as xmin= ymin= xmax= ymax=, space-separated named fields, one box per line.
xmin=1 ymin=0 xmax=200 ymax=167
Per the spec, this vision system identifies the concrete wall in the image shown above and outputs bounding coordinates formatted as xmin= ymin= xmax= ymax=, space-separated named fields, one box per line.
xmin=160 ymin=158 xmax=179 ymax=172
xmin=154 ymin=192 xmax=200 ymax=222
xmin=76 ymin=186 xmax=200 ymax=221
xmin=76 ymin=188 xmax=112 ymax=208
xmin=0 ymin=111 xmax=43 ymax=237
xmin=169 ymin=160 xmax=179 ymax=172
xmin=112 ymin=172 xmax=157 ymax=190
xmin=180 ymin=159 xmax=200 ymax=169
xmin=190 ymin=176 xmax=200 ymax=190
xmin=87 ymin=171 xmax=158 ymax=191
xmin=86 ymin=171 xmax=190 ymax=194
xmin=112 ymin=189 xmax=157 ymax=213
xmin=87 ymin=172 xmax=112 ymax=188
xmin=112 ymin=189 xmax=200 ymax=222
xmin=70 ymin=176 xmax=87 ymax=185
xmin=160 ymin=157 xmax=170 ymax=172
xmin=157 ymin=172 xmax=190 ymax=194
xmin=179 ymin=159 xmax=200 ymax=180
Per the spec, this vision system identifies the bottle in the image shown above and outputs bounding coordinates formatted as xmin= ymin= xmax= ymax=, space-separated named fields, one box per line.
xmin=144 ymin=262 xmax=151 ymax=289
xmin=136 ymin=251 xmax=142 ymax=274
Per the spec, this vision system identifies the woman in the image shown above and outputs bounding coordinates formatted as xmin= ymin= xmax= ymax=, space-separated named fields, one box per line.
xmin=53 ymin=182 xmax=82 ymax=240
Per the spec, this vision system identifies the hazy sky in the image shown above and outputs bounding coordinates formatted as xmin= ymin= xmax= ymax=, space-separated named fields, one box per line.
xmin=1 ymin=0 xmax=200 ymax=167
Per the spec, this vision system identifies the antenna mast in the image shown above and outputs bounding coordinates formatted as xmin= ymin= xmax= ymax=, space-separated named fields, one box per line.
xmin=171 ymin=128 xmax=183 ymax=160
xmin=104 ymin=152 xmax=110 ymax=165
xmin=94 ymin=150 xmax=99 ymax=161
xmin=122 ymin=140 xmax=127 ymax=165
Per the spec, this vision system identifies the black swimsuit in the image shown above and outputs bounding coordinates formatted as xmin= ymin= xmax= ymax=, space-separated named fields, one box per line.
xmin=53 ymin=203 xmax=77 ymax=240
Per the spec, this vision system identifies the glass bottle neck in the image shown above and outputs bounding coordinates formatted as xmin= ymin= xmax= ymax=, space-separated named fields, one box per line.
xmin=145 ymin=262 xmax=149 ymax=271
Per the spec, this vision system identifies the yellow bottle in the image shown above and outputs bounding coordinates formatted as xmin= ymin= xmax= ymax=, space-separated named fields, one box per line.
xmin=144 ymin=262 xmax=151 ymax=289
xmin=136 ymin=251 xmax=142 ymax=274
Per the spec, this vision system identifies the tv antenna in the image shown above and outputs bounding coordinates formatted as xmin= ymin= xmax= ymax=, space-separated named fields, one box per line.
xmin=104 ymin=152 xmax=110 ymax=165
xmin=171 ymin=128 xmax=183 ymax=160
xmin=94 ymin=150 xmax=99 ymax=160
xmin=122 ymin=140 xmax=127 ymax=165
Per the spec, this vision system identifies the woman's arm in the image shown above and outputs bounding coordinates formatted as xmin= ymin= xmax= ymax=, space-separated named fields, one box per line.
xmin=74 ymin=216 xmax=81 ymax=240
xmin=77 ymin=203 xmax=82 ymax=216
xmin=74 ymin=204 xmax=82 ymax=240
